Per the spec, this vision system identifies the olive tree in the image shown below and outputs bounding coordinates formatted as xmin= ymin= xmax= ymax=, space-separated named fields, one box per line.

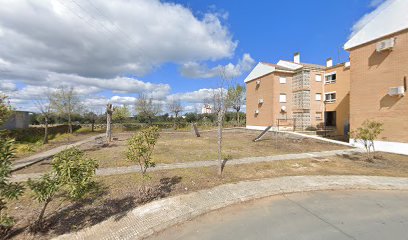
xmin=227 ymin=84 xmax=245 ymax=124
xmin=167 ymin=100 xmax=183 ymax=129
xmin=112 ymin=105 xmax=131 ymax=123
xmin=35 ymin=92 xmax=53 ymax=144
xmin=351 ymin=120 xmax=384 ymax=161
xmin=50 ymin=86 xmax=82 ymax=134
xmin=28 ymin=148 xmax=98 ymax=231
xmin=0 ymin=95 xmax=12 ymax=126
xmin=135 ymin=94 xmax=161 ymax=124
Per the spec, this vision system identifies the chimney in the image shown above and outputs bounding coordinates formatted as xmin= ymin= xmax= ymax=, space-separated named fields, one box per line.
xmin=326 ymin=58 xmax=333 ymax=67
xmin=294 ymin=52 xmax=300 ymax=64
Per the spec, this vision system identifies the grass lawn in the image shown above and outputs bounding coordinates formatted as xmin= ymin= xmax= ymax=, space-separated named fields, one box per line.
xmin=13 ymin=127 xmax=104 ymax=159
xmin=87 ymin=129 xmax=349 ymax=168
xmin=8 ymin=150 xmax=408 ymax=239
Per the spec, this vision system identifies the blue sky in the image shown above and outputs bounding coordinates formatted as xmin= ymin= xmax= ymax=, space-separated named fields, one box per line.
xmin=0 ymin=0 xmax=385 ymax=113
xmin=132 ymin=0 xmax=377 ymax=95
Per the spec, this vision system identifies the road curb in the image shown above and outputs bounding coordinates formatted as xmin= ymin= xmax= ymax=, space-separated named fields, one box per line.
xmin=54 ymin=175 xmax=408 ymax=240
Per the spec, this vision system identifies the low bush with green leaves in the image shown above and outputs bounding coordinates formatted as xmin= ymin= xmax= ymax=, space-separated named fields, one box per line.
xmin=127 ymin=126 xmax=160 ymax=179
xmin=0 ymin=137 xmax=24 ymax=238
xmin=28 ymin=147 xmax=98 ymax=231
xmin=351 ymin=120 xmax=384 ymax=161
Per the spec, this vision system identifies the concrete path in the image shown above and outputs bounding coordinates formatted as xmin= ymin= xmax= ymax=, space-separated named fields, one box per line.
xmin=12 ymin=148 xmax=363 ymax=182
xmin=149 ymin=190 xmax=408 ymax=240
xmin=53 ymin=175 xmax=408 ymax=240
xmin=11 ymin=133 xmax=105 ymax=171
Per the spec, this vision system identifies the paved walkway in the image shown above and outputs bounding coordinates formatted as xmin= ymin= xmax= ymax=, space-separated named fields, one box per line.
xmin=11 ymin=148 xmax=363 ymax=182
xmin=54 ymin=175 xmax=408 ymax=240
xmin=11 ymin=133 xmax=105 ymax=171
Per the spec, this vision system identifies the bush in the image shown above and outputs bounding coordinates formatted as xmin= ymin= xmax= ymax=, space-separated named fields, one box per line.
xmin=28 ymin=148 xmax=98 ymax=231
xmin=351 ymin=120 xmax=384 ymax=161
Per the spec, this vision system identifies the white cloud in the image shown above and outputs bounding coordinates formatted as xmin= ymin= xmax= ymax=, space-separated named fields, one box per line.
xmin=0 ymin=0 xmax=236 ymax=78
xmin=167 ymin=88 xmax=223 ymax=103
xmin=0 ymin=80 xmax=17 ymax=91
xmin=349 ymin=0 xmax=396 ymax=38
xmin=181 ymin=54 xmax=255 ymax=79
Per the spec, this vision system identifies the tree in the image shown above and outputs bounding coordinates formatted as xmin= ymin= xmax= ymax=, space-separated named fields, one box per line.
xmin=83 ymin=111 xmax=98 ymax=132
xmin=0 ymin=95 xmax=24 ymax=238
xmin=135 ymin=94 xmax=161 ymax=124
xmin=28 ymin=148 xmax=98 ymax=231
xmin=227 ymin=84 xmax=245 ymax=124
xmin=212 ymin=69 xmax=232 ymax=176
xmin=351 ymin=120 xmax=384 ymax=161
xmin=126 ymin=126 xmax=160 ymax=187
xmin=0 ymin=95 xmax=12 ymax=126
xmin=112 ymin=105 xmax=131 ymax=123
xmin=0 ymin=138 xmax=24 ymax=238
xmin=106 ymin=104 xmax=113 ymax=143
xmin=35 ymin=93 xmax=53 ymax=144
xmin=50 ymin=86 xmax=82 ymax=134
xmin=167 ymin=100 xmax=183 ymax=129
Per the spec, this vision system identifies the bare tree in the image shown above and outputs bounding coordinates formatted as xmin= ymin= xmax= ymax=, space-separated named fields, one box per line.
xmin=50 ymin=86 xmax=82 ymax=134
xmin=213 ymin=69 xmax=232 ymax=176
xmin=106 ymin=103 xmax=113 ymax=143
xmin=35 ymin=92 xmax=53 ymax=144
xmin=167 ymin=99 xmax=183 ymax=129
xmin=135 ymin=93 xmax=162 ymax=124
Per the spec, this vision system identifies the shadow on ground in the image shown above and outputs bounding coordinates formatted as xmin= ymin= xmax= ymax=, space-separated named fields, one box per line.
xmin=10 ymin=176 xmax=182 ymax=238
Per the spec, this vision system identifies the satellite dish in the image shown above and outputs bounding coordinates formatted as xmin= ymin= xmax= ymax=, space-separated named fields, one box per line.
xmin=281 ymin=106 xmax=287 ymax=112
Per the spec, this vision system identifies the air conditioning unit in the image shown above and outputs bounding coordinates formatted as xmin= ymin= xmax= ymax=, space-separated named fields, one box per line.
xmin=376 ymin=38 xmax=395 ymax=52
xmin=388 ymin=86 xmax=405 ymax=96
xmin=256 ymin=80 xmax=261 ymax=85
xmin=255 ymin=109 xmax=259 ymax=114
xmin=258 ymin=99 xmax=264 ymax=104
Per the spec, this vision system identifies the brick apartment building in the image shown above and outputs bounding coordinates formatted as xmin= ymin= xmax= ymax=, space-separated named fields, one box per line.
xmin=344 ymin=0 xmax=407 ymax=154
xmin=245 ymin=0 xmax=407 ymax=154
xmin=245 ymin=53 xmax=350 ymax=140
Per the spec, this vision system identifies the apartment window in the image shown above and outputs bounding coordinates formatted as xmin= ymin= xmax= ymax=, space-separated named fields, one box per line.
xmin=325 ymin=92 xmax=336 ymax=103
xmin=325 ymin=72 xmax=336 ymax=84
xmin=279 ymin=77 xmax=287 ymax=84
xmin=315 ymin=74 xmax=322 ymax=82
xmin=315 ymin=93 xmax=322 ymax=101
xmin=279 ymin=94 xmax=287 ymax=103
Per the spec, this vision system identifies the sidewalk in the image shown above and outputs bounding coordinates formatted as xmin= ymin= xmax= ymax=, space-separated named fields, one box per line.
xmin=54 ymin=175 xmax=408 ymax=240
xmin=11 ymin=133 xmax=105 ymax=171
xmin=12 ymin=148 xmax=363 ymax=182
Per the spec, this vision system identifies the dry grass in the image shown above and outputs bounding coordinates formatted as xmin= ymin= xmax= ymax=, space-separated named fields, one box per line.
xmin=8 ymin=151 xmax=408 ymax=239
xmin=88 ymin=129 xmax=349 ymax=168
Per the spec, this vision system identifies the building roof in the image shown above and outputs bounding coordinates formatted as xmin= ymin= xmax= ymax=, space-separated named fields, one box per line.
xmin=244 ymin=60 xmax=326 ymax=83
xmin=244 ymin=62 xmax=276 ymax=83
xmin=344 ymin=0 xmax=408 ymax=50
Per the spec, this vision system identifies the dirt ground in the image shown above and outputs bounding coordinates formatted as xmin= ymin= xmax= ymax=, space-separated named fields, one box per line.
xmin=86 ymin=129 xmax=349 ymax=168
xmin=13 ymin=129 xmax=350 ymax=174
xmin=7 ymin=150 xmax=408 ymax=240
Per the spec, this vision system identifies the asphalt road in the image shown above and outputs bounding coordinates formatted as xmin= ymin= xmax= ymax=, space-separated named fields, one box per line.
xmin=148 ymin=190 xmax=408 ymax=240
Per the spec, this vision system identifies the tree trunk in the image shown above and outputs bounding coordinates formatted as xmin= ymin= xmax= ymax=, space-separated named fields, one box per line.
xmin=68 ymin=113 xmax=73 ymax=134
xmin=217 ymin=112 xmax=223 ymax=176
xmin=91 ymin=121 xmax=95 ymax=132
xmin=36 ymin=199 xmax=50 ymax=230
xmin=106 ymin=104 xmax=113 ymax=143
xmin=236 ymin=110 xmax=240 ymax=124
xmin=43 ymin=117 xmax=49 ymax=144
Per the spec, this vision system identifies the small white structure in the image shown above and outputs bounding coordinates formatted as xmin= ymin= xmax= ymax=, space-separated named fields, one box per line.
xmin=201 ymin=104 xmax=212 ymax=114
